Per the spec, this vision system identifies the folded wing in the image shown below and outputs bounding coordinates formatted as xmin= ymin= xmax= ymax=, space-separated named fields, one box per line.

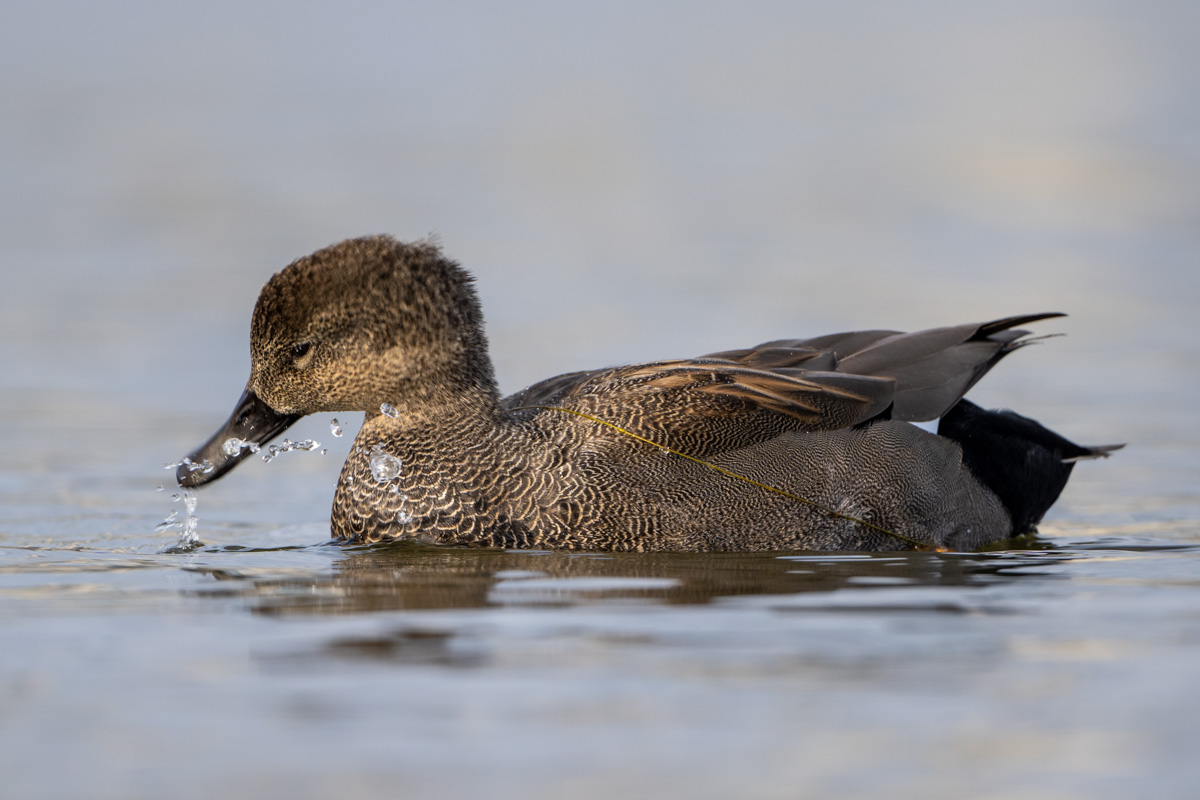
xmin=502 ymin=313 xmax=1063 ymax=454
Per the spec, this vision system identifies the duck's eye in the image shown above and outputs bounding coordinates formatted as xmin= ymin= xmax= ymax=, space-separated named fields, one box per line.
xmin=290 ymin=342 xmax=312 ymax=360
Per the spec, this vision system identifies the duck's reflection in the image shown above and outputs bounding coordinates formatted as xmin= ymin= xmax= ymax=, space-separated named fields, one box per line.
xmin=187 ymin=537 xmax=1064 ymax=618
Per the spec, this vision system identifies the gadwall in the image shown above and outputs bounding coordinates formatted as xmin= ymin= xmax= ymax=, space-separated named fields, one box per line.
xmin=177 ymin=235 xmax=1118 ymax=551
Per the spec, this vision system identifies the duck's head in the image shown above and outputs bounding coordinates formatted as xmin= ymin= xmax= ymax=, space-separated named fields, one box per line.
xmin=177 ymin=235 xmax=496 ymax=487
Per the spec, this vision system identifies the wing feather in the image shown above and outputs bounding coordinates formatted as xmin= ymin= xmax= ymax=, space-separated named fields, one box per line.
xmin=500 ymin=313 xmax=1063 ymax=452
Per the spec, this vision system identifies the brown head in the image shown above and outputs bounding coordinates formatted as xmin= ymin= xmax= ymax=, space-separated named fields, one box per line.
xmin=177 ymin=235 xmax=498 ymax=487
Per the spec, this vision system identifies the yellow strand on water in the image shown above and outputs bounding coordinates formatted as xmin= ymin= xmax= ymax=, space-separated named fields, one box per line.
xmin=515 ymin=405 xmax=935 ymax=551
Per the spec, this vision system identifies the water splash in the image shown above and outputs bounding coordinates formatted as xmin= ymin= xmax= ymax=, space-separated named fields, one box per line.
xmin=156 ymin=488 xmax=201 ymax=551
xmin=164 ymin=456 xmax=214 ymax=475
xmin=221 ymin=437 xmax=261 ymax=457
xmin=154 ymin=509 xmax=180 ymax=531
xmin=181 ymin=490 xmax=199 ymax=546
xmin=261 ymin=438 xmax=321 ymax=463
xmin=380 ymin=403 xmax=399 ymax=419
xmin=330 ymin=418 xmax=343 ymax=437
xmin=369 ymin=443 xmax=402 ymax=482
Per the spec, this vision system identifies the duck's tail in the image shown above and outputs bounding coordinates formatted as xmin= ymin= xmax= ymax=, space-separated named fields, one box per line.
xmin=938 ymin=400 xmax=1122 ymax=535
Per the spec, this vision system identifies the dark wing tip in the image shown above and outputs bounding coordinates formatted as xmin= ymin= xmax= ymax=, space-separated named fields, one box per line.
xmin=976 ymin=313 xmax=1066 ymax=339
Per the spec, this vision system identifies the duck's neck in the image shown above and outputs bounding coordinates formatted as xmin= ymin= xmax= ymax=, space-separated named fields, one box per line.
xmin=367 ymin=382 xmax=501 ymax=429
xmin=382 ymin=325 xmax=503 ymax=423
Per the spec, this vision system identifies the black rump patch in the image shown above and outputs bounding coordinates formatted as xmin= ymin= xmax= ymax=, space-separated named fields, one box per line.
xmin=938 ymin=400 xmax=1118 ymax=534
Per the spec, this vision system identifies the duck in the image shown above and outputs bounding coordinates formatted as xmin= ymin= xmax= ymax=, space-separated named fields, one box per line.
xmin=176 ymin=235 xmax=1119 ymax=552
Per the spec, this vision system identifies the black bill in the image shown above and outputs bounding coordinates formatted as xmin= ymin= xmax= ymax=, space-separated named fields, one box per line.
xmin=176 ymin=388 xmax=301 ymax=487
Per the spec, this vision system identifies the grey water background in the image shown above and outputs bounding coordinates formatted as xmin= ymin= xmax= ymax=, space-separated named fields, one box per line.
xmin=3 ymin=2 xmax=1200 ymax=798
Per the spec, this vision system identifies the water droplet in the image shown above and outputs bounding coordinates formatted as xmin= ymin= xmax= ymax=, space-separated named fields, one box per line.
xmin=221 ymin=438 xmax=263 ymax=457
xmin=380 ymin=403 xmax=399 ymax=418
xmin=369 ymin=445 xmax=402 ymax=482
xmin=396 ymin=511 xmax=412 ymax=524
xmin=330 ymin=418 xmax=343 ymax=437
xmin=259 ymin=438 xmax=321 ymax=463
xmin=154 ymin=509 xmax=181 ymax=532
xmin=156 ymin=485 xmax=165 ymax=492
xmin=171 ymin=456 xmax=214 ymax=474
xmin=389 ymin=484 xmax=400 ymax=494
xmin=346 ymin=475 xmax=354 ymax=484
xmin=320 ymin=448 xmax=328 ymax=456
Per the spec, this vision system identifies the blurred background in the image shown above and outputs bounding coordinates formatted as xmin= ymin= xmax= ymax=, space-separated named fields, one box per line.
xmin=4 ymin=1 xmax=1198 ymax=519
xmin=2 ymin=2 xmax=1199 ymax=798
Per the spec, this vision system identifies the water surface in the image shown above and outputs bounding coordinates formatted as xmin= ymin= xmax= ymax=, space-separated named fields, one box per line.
xmin=3 ymin=2 xmax=1199 ymax=798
